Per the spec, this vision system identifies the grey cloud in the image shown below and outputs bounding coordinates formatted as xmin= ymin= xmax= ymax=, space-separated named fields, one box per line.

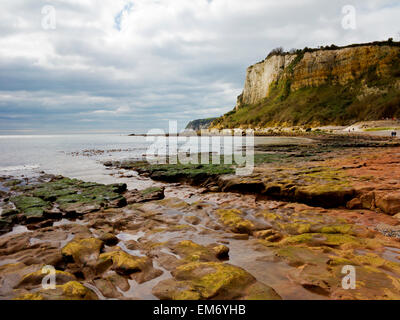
xmin=0 ymin=0 xmax=399 ymax=133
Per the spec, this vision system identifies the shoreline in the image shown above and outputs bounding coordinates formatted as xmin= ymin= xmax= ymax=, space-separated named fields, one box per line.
xmin=130 ymin=120 xmax=400 ymax=138
xmin=1 ymin=134 xmax=400 ymax=300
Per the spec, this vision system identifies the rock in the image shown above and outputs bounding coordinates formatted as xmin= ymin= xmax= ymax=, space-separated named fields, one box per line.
xmin=288 ymin=264 xmax=334 ymax=296
xmin=0 ymin=263 xmax=42 ymax=299
xmin=184 ymin=216 xmax=201 ymax=225
xmin=0 ymin=218 xmax=13 ymax=234
xmin=253 ymin=229 xmax=281 ymax=242
xmin=99 ymin=233 xmax=119 ymax=246
xmin=97 ymin=250 xmax=151 ymax=275
xmin=376 ymin=223 xmax=400 ymax=238
xmin=204 ymin=220 xmax=222 ymax=230
xmin=244 ymin=282 xmax=282 ymax=300
xmin=1 ymin=207 xmax=18 ymax=217
xmin=215 ymin=209 xmax=254 ymax=234
xmin=152 ymin=262 xmax=281 ymax=300
xmin=43 ymin=208 xmax=63 ymax=220
xmin=9 ymin=196 xmax=49 ymax=223
xmin=15 ymin=281 xmax=98 ymax=300
xmin=105 ymin=273 xmax=130 ymax=292
xmin=3 ymin=179 xmax=22 ymax=187
xmin=359 ymin=191 xmax=375 ymax=210
xmin=152 ymin=279 xmax=200 ymax=300
xmin=4 ymin=146 xmax=400 ymax=301
xmin=20 ymin=248 xmax=64 ymax=267
xmin=89 ymin=218 xmax=111 ymax=229
xmin=208 ymin=186 xmax=220 ymax=192
xmin=281 ymin=233 xmax=362 ymax=248
xmin=110 ymin=183 xmax=127 ymax=194
xmin=253 ymin=229 xmax=274 ymax=239
xmin=211 ymin=245 xmax=229 ymax=260
xmin=10 ymin=195 xmax=48 ymax=211
xmin=125 ymin=187 xmax=165 ymax=204
xmin=24 ymin=207 xmax=47 ymax=223
xmin=32 ymin=187 xmax=76 ymax=202
xmin=93 ymin=278 xmax=123 ymax=299
xmin=346 ymin=198 xmax=362 ymax=209
xmin=294 ymin=186 xmax=355 ymax=208
xmin=103 ymin=161 xmax=113 ymax=167
xmin=156 ymin=253 xmax=183 ymax=271
xmin=60 ymin=202 xmax=102 ymax=215
xmin=134 ymin=267 xmax=163 ymax=284
xmin=274 ymin=246 xmax=330 ymax=267
xmin=17 ymin=270 xmax=76 ymax=289
xmin=217 ymin=175 xmax=265 ymax=194
xmin=375 ymin=191 xmax=400 ymax=215
xmin=228 ymin=233 xmax=249 ymax=240
xmin=22 ymin=177 xmax=128 ymax=217
xmin=108 ymin=197 xmax=127 ymax=208
xmin=61 ymin=238 xmax=104 ymax=264
xmin=27 ymin=219 xmax=54 ymax=230
xmin=171 ymin=241 xmax=220 ymax=262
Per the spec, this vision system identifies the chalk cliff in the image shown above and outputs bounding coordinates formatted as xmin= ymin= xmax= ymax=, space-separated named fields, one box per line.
xmin=213 ymin=41 xmax=400 ymax=128
xmin=237 ymin=54 xmax=296 ymax=108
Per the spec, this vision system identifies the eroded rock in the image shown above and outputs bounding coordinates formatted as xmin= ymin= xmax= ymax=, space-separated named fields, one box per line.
xmin=61 ymin=238 xmax=104 ymax=265
xmin=152 ymin=262 xmax=281 ymax=300
xmin=15 ymin=281 xmax=98 ymax=300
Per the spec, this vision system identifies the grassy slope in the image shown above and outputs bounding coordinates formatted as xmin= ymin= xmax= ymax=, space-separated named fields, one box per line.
xmin=213 ymin=46 xmax=400 ymax=129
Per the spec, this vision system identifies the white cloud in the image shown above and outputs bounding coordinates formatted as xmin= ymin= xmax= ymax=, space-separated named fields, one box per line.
xmin=0 ymin=0 xmax=399 ymax=132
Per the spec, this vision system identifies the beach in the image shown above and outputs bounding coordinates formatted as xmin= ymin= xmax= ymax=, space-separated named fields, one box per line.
xmin=1 ymin=133 xmax=400 ymax=300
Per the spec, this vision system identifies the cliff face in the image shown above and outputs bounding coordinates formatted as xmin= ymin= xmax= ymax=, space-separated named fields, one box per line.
xmin=185 ymin=118 xmax=217 ymax=131
xmin=238 ymin=55 xmax=296 ymax=108
xmin=291 ymin=46 xmax=399 ymax=90
xmin=215 ymin=42 xmax=400 ymax=128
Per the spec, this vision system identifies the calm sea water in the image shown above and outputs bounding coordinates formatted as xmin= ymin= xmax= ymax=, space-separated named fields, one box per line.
xmin=0 ymin=134 xmax=313 ymax=188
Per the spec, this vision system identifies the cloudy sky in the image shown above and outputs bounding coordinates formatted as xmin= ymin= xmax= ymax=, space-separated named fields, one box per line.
xmin=0 ymin=0 xmax=399 ymax=134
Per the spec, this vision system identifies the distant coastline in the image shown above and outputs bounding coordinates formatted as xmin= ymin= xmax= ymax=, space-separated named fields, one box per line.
xmin=129 ymin=120 xmax=400 ymax=138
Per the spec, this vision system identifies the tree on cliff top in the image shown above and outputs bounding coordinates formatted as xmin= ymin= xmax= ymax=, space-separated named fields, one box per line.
xmin=267 ymin=47 xmax=285 ymax=58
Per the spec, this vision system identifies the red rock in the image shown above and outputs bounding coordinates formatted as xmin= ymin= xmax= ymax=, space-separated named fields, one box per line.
xmin=346 ymin=198 xmax=362 ymax=209
xmin=375 ymin=191 xmax=400 ymax=215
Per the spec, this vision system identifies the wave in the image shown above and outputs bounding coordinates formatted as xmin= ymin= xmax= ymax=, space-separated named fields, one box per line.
xmin=0 ymin=164 xmax=40 ymax=172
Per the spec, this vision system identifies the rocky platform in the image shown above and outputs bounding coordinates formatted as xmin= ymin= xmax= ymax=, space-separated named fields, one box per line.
xmin=1 ymin=137 xmax=400 ymax=300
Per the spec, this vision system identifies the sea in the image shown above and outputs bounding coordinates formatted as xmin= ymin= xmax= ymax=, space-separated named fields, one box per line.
xmin=0 ymin=134 xmax=313 ymax=190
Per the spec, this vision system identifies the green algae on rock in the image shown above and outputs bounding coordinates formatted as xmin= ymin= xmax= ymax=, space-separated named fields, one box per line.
xmin=109 ymin=159 xmax=235 ymax=186
xmin=17 ymin=269 xmax=76 ymax=289
xmin=125 ymin=186 xmax=165 ymax=204
xmin=215 ymin=209 xmax=255 ymax=234
xmin=170 ymin=240 xmax=229 ymax=262
xmin=98 ymin=250 xmax=151 ymax=275
xmin=152 ymin=262 xmax=281 ymax=300
xmin=0 ymin=176 xmax=131 ymax=233
xmin=97 ymin=250 xmax=163 ymax=284
xmin=15 ymin=281 xmax=98 ymax=300
xmin=3 ymin=145 xmax=400 ymax=301
xmin=61 ymin=238 xmax=104 ymax=264
xmin=10 ymin=195 xmax=49 ymax=214
xmin=3 ymin=179 xmax=22 ymax=188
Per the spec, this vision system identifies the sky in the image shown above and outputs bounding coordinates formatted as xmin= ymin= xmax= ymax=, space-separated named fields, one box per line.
xmin=0 ymin=0 xmax=399 ymax=134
